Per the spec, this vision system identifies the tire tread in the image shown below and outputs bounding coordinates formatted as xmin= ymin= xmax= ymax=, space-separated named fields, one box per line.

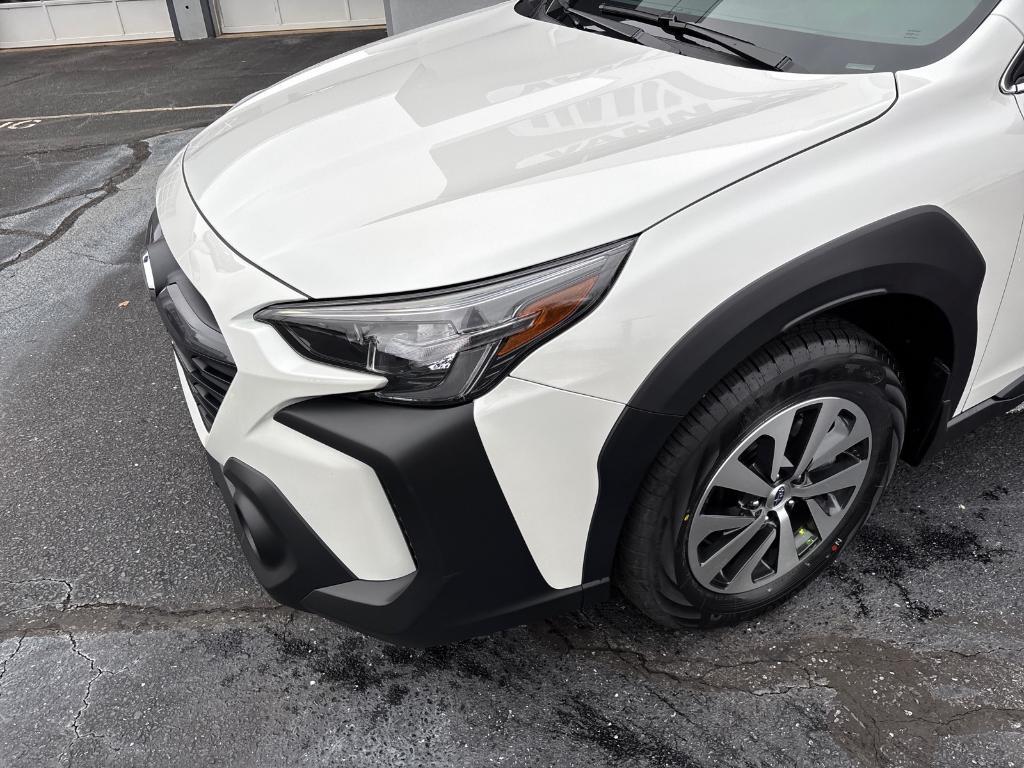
xmin=615 ymin=318 xmax=907 ymax=628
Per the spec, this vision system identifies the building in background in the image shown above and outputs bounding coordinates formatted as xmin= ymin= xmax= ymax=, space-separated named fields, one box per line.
xmin=385 ymin=0 xmax=499 ymax=34
xmin=0 ymin=0 xmax=178 ymax=48
xmin=0 ymin=0 xmax=499 ymax=49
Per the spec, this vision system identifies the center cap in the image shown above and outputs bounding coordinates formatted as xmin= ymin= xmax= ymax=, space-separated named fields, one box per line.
xmin=769 ymin=484 xmax=789 ymax=508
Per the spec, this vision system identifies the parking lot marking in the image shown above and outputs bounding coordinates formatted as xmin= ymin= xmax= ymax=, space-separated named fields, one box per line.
xmin=0 ymin=120 xmax=42 ymax=130
xmin=0 ymin=104 xmax=235 ymax=124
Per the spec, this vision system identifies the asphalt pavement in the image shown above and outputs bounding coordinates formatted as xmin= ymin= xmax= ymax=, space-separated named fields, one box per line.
xmin=2 ymin=32 xmax=1024 ymax=768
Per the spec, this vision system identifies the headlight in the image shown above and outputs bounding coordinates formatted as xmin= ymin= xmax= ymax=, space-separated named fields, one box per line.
xmin=255 ymin=238 xmax=634 ymax=405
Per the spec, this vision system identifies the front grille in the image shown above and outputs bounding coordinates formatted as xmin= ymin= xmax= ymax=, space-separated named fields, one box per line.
xmin=154 ymin=268 xmax=237 ymax=431
xmin=175 ymin=348 xmax=237 ymax=430
xmin=148 ymin=210 xmax=236 ymax=431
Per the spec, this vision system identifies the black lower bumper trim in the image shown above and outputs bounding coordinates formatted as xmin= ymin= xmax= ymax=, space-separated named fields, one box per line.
xmin=301 ymin=575 xmax=603 ymax=648
xmin=205 ymin=399 xmax=608 ymax=646
xmin=270 ymin=398 xmax=602 ymax=647
xmin=208 ymin=456 xmax=355 ymax=606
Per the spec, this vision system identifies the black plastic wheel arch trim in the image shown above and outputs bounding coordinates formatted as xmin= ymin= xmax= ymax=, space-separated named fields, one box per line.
xmin=628 ymin=206 xmax=983 ymax=418
xmin=274 ymin=398 xmax=604 ymax=647
xmin=582 ymin=206 xmax=986 ymax=585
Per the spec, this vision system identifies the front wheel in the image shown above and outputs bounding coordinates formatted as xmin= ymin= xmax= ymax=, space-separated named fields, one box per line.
xmin=615 ymin=319 xmax=907 ymax=628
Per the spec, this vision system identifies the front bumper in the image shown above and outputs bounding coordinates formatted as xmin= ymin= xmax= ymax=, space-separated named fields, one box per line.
xmin=145 ymin=176 xmax=613 ymax=644
xmin=204 ymin=400 xmax=608 ymax=647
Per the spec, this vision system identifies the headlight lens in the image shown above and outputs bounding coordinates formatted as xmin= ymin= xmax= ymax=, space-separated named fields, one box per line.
xmin=255 ymin=238 xmax=634 ymax=404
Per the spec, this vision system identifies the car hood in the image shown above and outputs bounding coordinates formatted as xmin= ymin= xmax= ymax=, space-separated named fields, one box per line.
xmin=182 ymin=3 xmax=896 ymax=299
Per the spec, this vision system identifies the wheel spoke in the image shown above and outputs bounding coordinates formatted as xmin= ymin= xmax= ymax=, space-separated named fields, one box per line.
xmin=695 ymin=513 xmax=766 ymax=581
xmin=806 ymin=497 xmax=839 ymax=539
xmin=774 ymin=506 xmax=800 ymax=575
xmin=728 ymin=527 xmax=777 ymax=592
xmin=809 ymin=414 xmax=871 ymax=471
xmin=714 ymin=457 xmax=771 ymax=498
xmin=687 ymin=395 xmax=874 ymax=596
xmin=690 ymin=513 xmax=758 ymax=543
xmin=761 ymin=408 xmax=797 ymax=483
xmin=794 ymin=460 xmax=868 ymax=497
xmin=793 ymin=400 xmax=843 ymax=477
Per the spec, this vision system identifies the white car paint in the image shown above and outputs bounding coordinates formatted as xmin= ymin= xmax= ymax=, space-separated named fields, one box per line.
xmin=154 ymin=0 xmax=1024 ymax=597
xmin=975 ymin=0 xmax=1024 ymax=400
xmin=181 ymin=3 xmax=895 ymax=298
xmin=157 ymin=155 xmax=415 ymax=581
xmin=517 ymin=11 xmax=1024 ymax=413
xmin=474 ymin=376 xmax=623 ymax=590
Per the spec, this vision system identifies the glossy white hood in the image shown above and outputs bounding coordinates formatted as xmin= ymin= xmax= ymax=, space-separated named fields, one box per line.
xmin=182 ymin=3 xmax=896 ymax=299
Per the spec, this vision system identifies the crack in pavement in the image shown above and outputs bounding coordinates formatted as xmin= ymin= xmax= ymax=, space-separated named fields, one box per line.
xmin=1 ymin=582 xmax=291 ymax=763
xmin=61 ymin=631 xmax=126 ymax=768
xmin=0 ymin=139 xmax=151 ymax=273
xmin=1 ymin=577 xmax=289 ymax=638
xmin=2 ymin=601 xmax=293 ymax=640
xmin=0 ymin=123 xmax=201 ymax=164
xmin=0 ymin=635 xmax=26 ymax=693
xmin=547 ymin=620 xmax=826 ymax=699
xmin=1 ymin=187 xmax=100 ymax=221
xmin=76 ymin=250 xmax=124 ymax=268
xmin=3 ymin=577 xmax=74 ymax=606
xmin=547 ymin=619 xmax=1024 ymax=766
xmin=0 ymin=139 xmax=147 ymax=162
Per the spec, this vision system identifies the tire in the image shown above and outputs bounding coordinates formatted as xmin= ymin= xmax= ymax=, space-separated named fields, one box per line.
xmin=614 ymin=318 xmax=907 ymax=629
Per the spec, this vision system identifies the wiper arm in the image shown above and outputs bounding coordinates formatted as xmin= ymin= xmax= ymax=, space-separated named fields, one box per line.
xmin=547 ymin=0 xmax=685 ymax=54
xmin=598 ymin=4 xmax=794 ymax=71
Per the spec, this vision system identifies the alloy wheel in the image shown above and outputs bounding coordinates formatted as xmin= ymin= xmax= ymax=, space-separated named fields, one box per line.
xmin=685 ymin=397 xmax=872 ymax=594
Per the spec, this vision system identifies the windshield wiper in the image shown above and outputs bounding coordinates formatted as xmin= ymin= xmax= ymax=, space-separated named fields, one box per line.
xmin=546 ymin=0 xmax=686 ymax=54
xmin=597 ymin=3 xmax=794 ymax=71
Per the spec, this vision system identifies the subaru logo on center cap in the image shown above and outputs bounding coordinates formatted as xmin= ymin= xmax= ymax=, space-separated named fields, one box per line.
xmin=772 ymin=486 xmax=787 ymax=506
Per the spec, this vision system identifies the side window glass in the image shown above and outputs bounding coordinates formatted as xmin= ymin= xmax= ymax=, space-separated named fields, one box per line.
xmin=1005 ymin=48 xmax=1024 ymax=93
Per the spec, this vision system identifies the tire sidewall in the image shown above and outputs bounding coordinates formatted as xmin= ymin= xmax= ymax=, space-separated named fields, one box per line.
xmin=656 ymin=351 xmax=902 ymax=619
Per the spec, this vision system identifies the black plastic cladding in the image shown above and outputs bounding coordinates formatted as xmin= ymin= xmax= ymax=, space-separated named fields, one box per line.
xmin=581 ymin=206 xmax=987 ymax=586
xmin=275 ymin=398 xmax=604 ymax=647
xmin=218 ymin=458 xmax=356 ymax=605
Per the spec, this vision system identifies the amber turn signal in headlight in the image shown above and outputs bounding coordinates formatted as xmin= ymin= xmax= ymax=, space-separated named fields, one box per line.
xmin=256 ymin=238 xmax=635 ymax=405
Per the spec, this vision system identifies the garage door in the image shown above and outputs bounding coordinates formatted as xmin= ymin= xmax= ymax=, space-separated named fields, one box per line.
xmin=215 ymin=0 xmax=384 ymax=34
xmin=0 ymin=0 xmax=173 ymax=49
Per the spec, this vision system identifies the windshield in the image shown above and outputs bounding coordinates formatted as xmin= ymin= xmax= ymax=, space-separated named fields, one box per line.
xmin=518 ymin=0 xmax=1002 ymax=74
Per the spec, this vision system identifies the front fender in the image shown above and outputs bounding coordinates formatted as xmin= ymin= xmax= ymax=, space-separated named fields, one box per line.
xmin=581 ymin=206 xmax=985 ymax=588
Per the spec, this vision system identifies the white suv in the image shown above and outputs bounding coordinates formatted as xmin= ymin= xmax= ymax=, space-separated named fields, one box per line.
xmin=145 ymin=0 xmax=1024 ymax=646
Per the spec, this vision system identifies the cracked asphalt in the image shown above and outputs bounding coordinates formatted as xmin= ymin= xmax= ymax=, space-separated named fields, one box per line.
xmin=3 ymin=32 xmax=1024 ymax=768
